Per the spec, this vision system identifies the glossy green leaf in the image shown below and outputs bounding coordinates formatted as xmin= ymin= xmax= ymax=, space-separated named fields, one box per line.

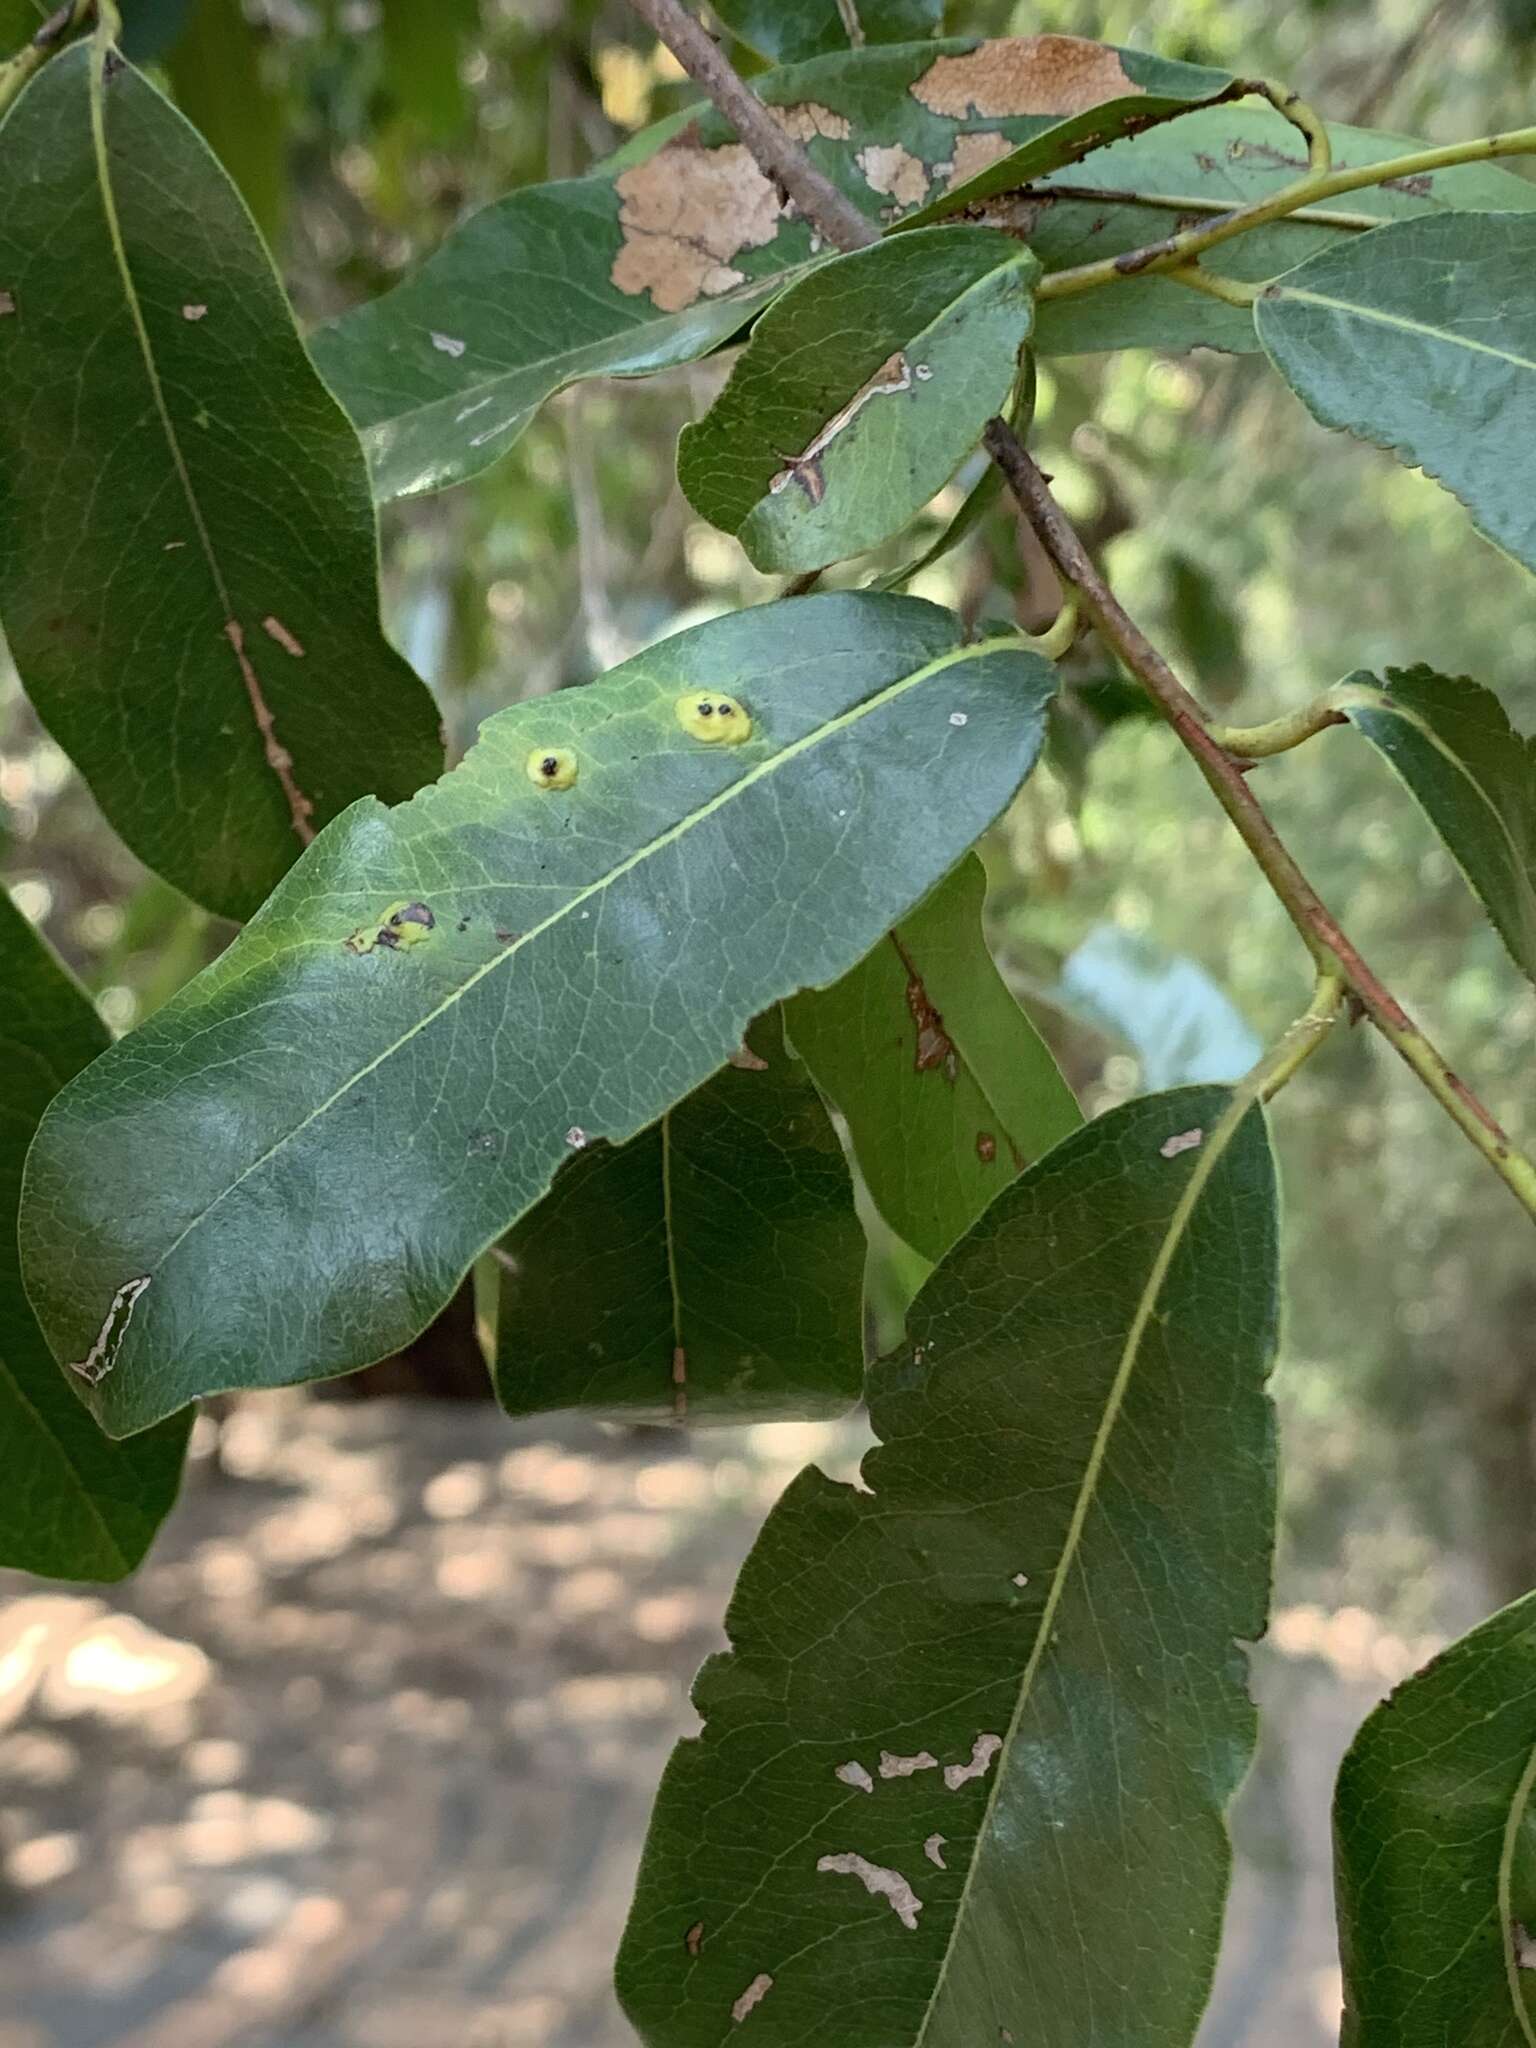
xmin=679 ymin=229 xmax=1035 ymax=574
xmin=712 ymin=0 xmax=941 ymax=66
xmin=494 ymin=1007 xmax=864 ymax=1425
xmin=618 ymin=1083 xmax=1279 ymax=2046
xmin=1031 ymin=109 xmax=1536 ymax=358
xmin=1335 ymin=1589 xmax=1536 ymax=2047
xmin=787 ymin=855 xmax=1080 ymax=1262
xmin=165 ymin=0 xmax=284 ymax=245
xmin=1337 ymin=666 xmax=1536 ymax=985
xmin=1257 ymin=213 xmax=1536 ymax=577
xmin=20 ymin=594 xmax=1057 ymax=1439
xmin=0 ymin=892 xmax=187 ymax=1581
xmin=0 ymin=42 xmax=441 ymax=921
xmin=311 ymin=34 xmax=1235 ymax=503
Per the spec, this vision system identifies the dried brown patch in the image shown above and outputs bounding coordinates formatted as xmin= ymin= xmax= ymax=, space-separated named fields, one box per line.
xmin=727 ymin=1042 xmax=770 ymax=1071
xmin=857 ymin=142 xmax=931 ymax=209
xmin=943 ymin=129 xmax=1017 ymax=192
xmin=905 ymin=976 xmax=958 ymax=1082
xmin=774 ymin=101 xmax=851 ymax=142
xmin=684 ymin=1919 xmax=704 ymax=1957
xmin=912 ymin=35 xmax=1139 ymax=119
xmin=611 ymin=140 xmax=782 ymax=313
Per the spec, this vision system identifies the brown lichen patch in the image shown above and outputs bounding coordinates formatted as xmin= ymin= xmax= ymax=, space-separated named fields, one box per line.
xmin=857 ymin=142 xmax=931 ymax=209
xmin=611 ymin=140 xmax=782 ymax=313
xmin=912 ymin=35 xmax=1139 ymax=119
xmin=773 ymin=101 xmax=851 ymax=142
xmin=943 ymin=129 xmax=1017 ymax=192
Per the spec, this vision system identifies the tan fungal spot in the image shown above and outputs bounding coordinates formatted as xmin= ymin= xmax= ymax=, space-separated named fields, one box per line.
xmin=773 ymin=101 xmax=851 ymax=142
xmin=727 ymin=1042 xmax=770 ymax=1071
xmin=611 ymin=139 xmax=782 ymax=313
xmin=731 ymin=1973 xmax=774 ymax=2023
xmin=181 ymin=303 xmax=207 ymax=321
xmin=223 ymin=620 xmax=314 ymax=844
xmin=685 ymin=1919 xmax=704 ymax=1957
xmin=0 ymin=289 xmax=14 ymax=316
xmin=942 ymin=129 xmax=1017 ymax=193
xmin=857 ymin=142 xmax=931 ymax=209
xmin=816 ymin=1852 xmax=923 ymax=1930
xmin=912 ymin=34 xmax=1139 ymax=118
xmin=976 ymin=1131 xmax=997 ymax=1163
xmin=878 ymin=1750 xmax=938 ymax=1779
xmin=923 ymin=1832 xmax=947 ymax=1869
xmin=835 ymin=1759 xmax=874 ymax=1794
xmin=1012 ymin=1571 xmax=1029 ymax=1587
xmin=1160 ymin=1127 xmax=1204 ymax=1159
xmin=526 ymin=746 xmax=578 ymax=790
xmin=1514 ymin=1921 xmax=1536 ymax=1969
xmin=944 ymin=1731 xmax=1002 ymax=1790
xmin=261 ymin=614 xmax=305 ymax=658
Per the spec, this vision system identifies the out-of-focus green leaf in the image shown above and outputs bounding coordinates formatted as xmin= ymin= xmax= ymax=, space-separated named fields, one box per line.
xmin=494 ymin=1007 xmax=863 ymax=1424
xmin=874 ymin=456 xmax=1002 ymax=591
xmin=1337 ymin=665 xmax=1536 ymax=984
xmin=1335 ymin=1589 xmax=1536 ymax=2046
xmin=379 ymin=0 xmax=478 ymax=139
xmin=20 ymin=595 xmax=1057 ymax=1439
xmin=0 ymin=891 xmax=187 ymax=1581
xmin=310 ymin=35 xmax=1253 ymax=503
xmin=679 ymin=229 xmax=1035 ymax=574
xmin=1257 ymin=213 xmax=1536 ymax=578
xmin=165 ymin=0 xmax=284 ymax=245
xmin=0 ymin=42 xmax=441 ymax=921
xmin=1031 ymin=110 xmax=1536 ymax=357
xmin=118 ymin=0 xmax=193 ymax=61
xmin=1169 ymin=551 xmax=1244 ymax=705
xmin=712 ymin=0 xmax=941 ymax=65
xmin=618 ymin=1084 xmax=1279 ymax=2047
xmin=788 ymin=855 xmax=1080 ymax=1262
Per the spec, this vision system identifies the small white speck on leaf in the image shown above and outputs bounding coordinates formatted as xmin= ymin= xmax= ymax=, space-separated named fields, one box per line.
xmin=923 ymin=1833 xmax=947 ymax=1869
xmin=1012 ymin=1573 xmax=1029 ymax=1588
xmin=914 ymin=363 xmax=934 ymax=380
xmin=816 ymin=1852 xmax=923 ymax=1930
xmin=943 ymin=1732 xmax=1002 ymax=1791
xmin=948 ymin=711 xmax=969 ymax=727
xmin=1159 ymin=1127 xmax=1204 ymax=1159
xmin=1515 ymin=1921 xmax=1536 ymax=1969
xmin=835 ymin=1760 xmax=874 ymax=1794
xmin=164 ymin=539 xmax=186 ymax=550
xmin=430 ymin=331 xmax=466 ymax=357
xmin=181 ymin=303 xmax=208 ymax=321
xmin=456 ymin=396 xmax=494 ymax=422
xmin=878 ymin=1750 xmax=937 ymax=1779
xmin=565 ymin=1126 xmax=589 ymax=1151
xmin=0 ymin=290 xmax=15 ymax=316
xmin=731 ymin=1972 xmax=773 ymax=2022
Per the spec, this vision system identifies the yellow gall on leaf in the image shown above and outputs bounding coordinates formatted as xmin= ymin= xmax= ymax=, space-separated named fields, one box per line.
xmin=675 ymin=692 xmax=752 ymax=744
xmin=525 ymin=747 xmax=578 ymax=791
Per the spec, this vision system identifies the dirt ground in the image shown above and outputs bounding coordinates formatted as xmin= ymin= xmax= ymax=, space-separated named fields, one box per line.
xmin=0 ymin=1399 xmax=1440 ymax=2048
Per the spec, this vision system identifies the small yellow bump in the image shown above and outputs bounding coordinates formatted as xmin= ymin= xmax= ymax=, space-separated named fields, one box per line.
xmin=675 ymin=691 xmax=752 ymax=744
xmin=526 ymin=746 xmax=578 ymax=791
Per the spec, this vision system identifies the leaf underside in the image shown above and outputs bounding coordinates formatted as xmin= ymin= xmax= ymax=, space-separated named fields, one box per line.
xmin=787 ymin=853 xmax=1081 ymax=1263
xmin=0 ymin=892 xmax=187 ymax=1581
xmin=0 ymin=45 xmax=441 ymax=919
xmin=1335 ymin=1589 xmax=1536 ymax=2047
xmin=618 ymin=1084 xmax=1279 ymax=2048
xmin=494 ymin=1006 xmax=866 ymax=1425
xmin=19 ymin=593 xmax=1057 ymax=1439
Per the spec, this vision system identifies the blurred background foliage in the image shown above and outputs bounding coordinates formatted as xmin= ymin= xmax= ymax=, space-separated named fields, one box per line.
xmin=4 ymin=0 xmax=1536 ymax=1640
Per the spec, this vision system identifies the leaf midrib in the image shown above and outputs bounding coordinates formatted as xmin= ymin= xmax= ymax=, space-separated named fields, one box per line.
xmin=1264 ymin=282 xmax=1536 ymax=377
xmin=914 ymin=1084 xmax=1252 ymax=2042
xmin=148 ymin=634 xmax=1022 ymax=1282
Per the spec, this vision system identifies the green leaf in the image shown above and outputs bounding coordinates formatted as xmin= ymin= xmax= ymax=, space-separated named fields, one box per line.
xmin=1336 ymin=665 xmax=1536 ymax=985
xmin=712 ymin=0 xmax=941 ymax=66
xmin=1334 ymin=1589 xmax=1536 ymax=2047
xmin=311 ymin=34 xmax=1233 ymax=502
xmin=20 ymin=594 xmax=1057 ymax=1439
xmin=787 ymin=855 xmax=1080 ymax=1262
xmin=1257 ymin=213 xmax=1536 ymax=578
xmin=494 ymin=1007 xmax=864 ymax=1425
xmin=0 ymin=891 xmax=187 ymax=1581
xmin=165 ymin=0 xmax=285 ymax=246
xmin=118 ymin=0 xmax=195 ymax=62
xmin=617 ymin=1082 xmax=1279 ymax=2046
xmin=0 ymin=43 xmax=441 ymax=921
xmin=1031 ymin=109 xmax=1536 ymax=358
xmin=679 ymin=229 xmax=1036 ymax=574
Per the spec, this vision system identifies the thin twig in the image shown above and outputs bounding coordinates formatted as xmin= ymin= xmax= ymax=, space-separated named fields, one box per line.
xmin=625 ymin=0 xmax=1536 ymax=1224
xmin=0 ymin=0 xmax=92 ymax=120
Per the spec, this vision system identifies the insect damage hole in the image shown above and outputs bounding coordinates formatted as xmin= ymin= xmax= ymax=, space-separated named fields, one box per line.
xmin=675 ymin=692 xmax=752 ymax=744
xmin=815 ymin=1852 xmax=923 ymax=1930
xmin=526 ymin=747 xmax=578 ymax=790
